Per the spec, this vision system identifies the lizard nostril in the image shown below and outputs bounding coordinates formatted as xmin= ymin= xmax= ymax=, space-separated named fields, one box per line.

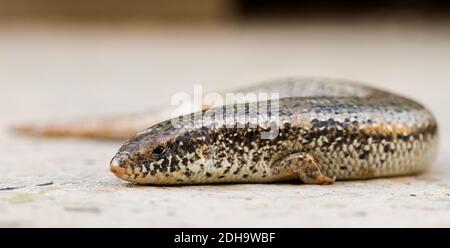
xmin=110 ymin=157 xmax=124 ymax=168
xmin=110 ymin=154 xmax=129 ymax=176
xmin=111 ymin=153 xmax=130 ymax=166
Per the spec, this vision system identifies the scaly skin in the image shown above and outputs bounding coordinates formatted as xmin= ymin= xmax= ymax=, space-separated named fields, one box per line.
xmin=109 ymin=78 xmax=438 ymax=185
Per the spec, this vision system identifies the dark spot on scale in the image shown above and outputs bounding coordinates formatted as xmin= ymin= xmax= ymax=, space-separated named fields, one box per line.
xmin=143 ymin=161 xmax=151 ymax=170
xmin=171 ymin=156 xmax=178 ymax=166
xmin=186 ymin=145 xmax=195 ymax=154
xmin=160 ymin=158 xmax=169 ymax=167
xmin=182 ymin=158 xmax=189 ymax=165
xmin=218 ymin=175 xmax=225 ymax=179
xmin=359 ymin=153 xmax=368 ymax=160
xmin=217 ymin=153 xmax=226 ymax=159
xmin=252 ymin=156 xmax=258 ymax=163
xmin=243 ymin=174 xmax=248 ymax=178
xmin=340 ymin=166 xmax=347 ymax=170
xmin=205 ymin=172 xmax=212 ymax=177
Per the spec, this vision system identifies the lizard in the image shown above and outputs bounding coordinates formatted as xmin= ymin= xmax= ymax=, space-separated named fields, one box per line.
xmin=14 ymin=77 xmax=439 ymax=185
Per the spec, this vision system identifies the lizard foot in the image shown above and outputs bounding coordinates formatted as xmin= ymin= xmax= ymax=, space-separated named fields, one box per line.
xmin=278 ymin=153 xmax=335 ymax=185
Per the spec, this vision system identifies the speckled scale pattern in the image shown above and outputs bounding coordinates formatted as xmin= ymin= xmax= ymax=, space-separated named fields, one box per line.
xmin=110 ymin=78 xmax=439 ymax=185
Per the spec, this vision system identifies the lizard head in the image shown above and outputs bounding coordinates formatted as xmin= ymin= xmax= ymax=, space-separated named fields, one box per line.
xmin=109 ymin=118 xmax=211 ymax=184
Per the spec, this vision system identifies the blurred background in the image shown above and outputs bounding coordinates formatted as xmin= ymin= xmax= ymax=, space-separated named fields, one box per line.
xmin=1 ymin=0 xmax=449 ymax=121
xmin=1 ymin=0 xmax=450 ymax=23
xmin=1 ymin=1 xmax=450 ymax=227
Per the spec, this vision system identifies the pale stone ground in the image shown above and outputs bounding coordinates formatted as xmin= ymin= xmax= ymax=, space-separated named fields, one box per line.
xmin=0 ymin=21 xmax=449 ymax=227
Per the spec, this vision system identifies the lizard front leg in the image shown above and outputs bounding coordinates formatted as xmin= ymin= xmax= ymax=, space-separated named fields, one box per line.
xmin=277 ymin=153 xmax=335 ymax=184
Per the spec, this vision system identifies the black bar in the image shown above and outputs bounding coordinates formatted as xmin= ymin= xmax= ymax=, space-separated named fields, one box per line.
xmin=1 ymin=228 xmax=449 ymax=247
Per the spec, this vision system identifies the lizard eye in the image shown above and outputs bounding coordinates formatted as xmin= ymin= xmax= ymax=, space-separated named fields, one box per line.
xmin=152 ymin=146 xmax=167 ymax=157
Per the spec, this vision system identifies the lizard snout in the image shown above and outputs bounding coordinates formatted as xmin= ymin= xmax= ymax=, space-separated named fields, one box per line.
xmin=109 ymin=154 xmax=129 ymax=178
